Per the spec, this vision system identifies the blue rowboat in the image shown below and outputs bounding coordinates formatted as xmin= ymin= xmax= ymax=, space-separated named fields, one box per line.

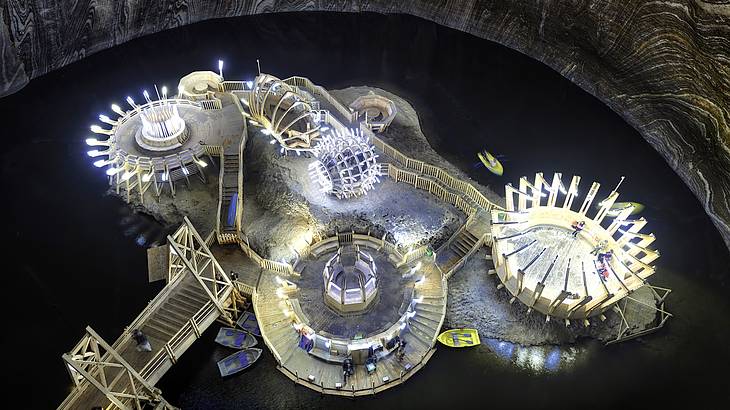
xmin=215 ymin=327 xmax=258 ymax=349
xmin=217 ymin=348 xmax=262 ymax=377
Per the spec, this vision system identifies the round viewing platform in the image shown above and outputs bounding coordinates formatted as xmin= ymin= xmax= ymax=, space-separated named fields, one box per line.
xmin=253 ymin=233 xmax=446 ymax=396
xmin=490 ymin=173 xmax=658 ymax=323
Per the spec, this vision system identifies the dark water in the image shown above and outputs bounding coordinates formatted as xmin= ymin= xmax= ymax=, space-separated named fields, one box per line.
xmin=1 ymin=12 xmax=728 ymax=409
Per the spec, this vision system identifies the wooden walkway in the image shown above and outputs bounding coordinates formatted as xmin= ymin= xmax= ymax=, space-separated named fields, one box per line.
xmin=254 ymin=251 xmax=447 ymax=396
xmin=59 ymin=221 xmax=242 ymax=409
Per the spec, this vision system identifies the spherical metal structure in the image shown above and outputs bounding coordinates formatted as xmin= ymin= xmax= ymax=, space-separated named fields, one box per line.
xmin=491 ymin=172 xmax=659 ymax=323
xmin=308 ymin=128 xmax=381 ymax=199
xmin=323 ymin=246 xmax=378 ymax=313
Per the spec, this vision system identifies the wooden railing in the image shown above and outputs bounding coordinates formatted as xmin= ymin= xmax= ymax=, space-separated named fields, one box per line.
xmin=374 ymin=137 xmax=503 ymax=214
xmin=238 ymin=233 xmax=295 ymax=275
xmin=282 ymin=76 xmax=356 ymax=123
xmin=221 ymin=81 xmax=251 ymax=92
xmin=199 ymin=99 xmax=222 ymax=110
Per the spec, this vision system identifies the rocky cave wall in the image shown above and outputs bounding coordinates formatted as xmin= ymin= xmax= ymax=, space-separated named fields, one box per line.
xmin=1 ymin=0 xmax=729 ymax=251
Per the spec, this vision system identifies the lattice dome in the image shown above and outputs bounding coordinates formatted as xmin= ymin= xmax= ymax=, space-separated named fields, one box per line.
xmin=323 ymin=247 xmax=378 ymax=312
xmin=308 ymin=128 xmax=381 ymax=199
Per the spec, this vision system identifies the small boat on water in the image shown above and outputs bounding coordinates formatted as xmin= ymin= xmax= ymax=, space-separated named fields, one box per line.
xmin=217 ymin=348 xmax=262 ymax=377
xmin=478 ymin=150 xmax=503 ymax=176
xmin=603 ymin=201 xmax=645 ymax=217
xmin=437 ymin=328 xmax=481 ymax=347
xmin=236 ymin=311 xmax=262 ymax=337
xmin=215 ymin=327 xmax=258 ymax=349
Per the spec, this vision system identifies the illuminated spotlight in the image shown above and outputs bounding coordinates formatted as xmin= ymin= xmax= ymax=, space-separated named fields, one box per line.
xmin=86 ymin=149 xmax=108 ymax=157
xmin=111 ymin=104 xmax=125 ymax=116
xmin=85 ymin=138 xmax=110 ymax=147
xmin=90 ymin=125 xmax=111 ymax=135
xmin=98 ymin=114 xmax=116 ymax=125
xmin=93 ymin=159 xmax=113 ymax=168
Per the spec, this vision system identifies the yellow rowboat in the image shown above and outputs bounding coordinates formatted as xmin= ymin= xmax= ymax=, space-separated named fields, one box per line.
xmin=437 ymin=328 xmax=481 ymax=348
xmin=478 ymin=151 xmax=503 ymax=176
xmin=605 ymin=201 xmax=645 ymax=217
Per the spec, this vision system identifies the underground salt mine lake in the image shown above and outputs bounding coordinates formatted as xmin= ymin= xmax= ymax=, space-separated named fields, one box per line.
xmin=1 ymin=9 xmax=729 ymax=410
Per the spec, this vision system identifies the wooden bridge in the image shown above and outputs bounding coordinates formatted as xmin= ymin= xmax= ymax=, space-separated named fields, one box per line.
xmin=58 ymin=218 xmax=245 ymax=410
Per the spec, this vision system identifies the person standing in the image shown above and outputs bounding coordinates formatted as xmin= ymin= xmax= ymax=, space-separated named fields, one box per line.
xmin=132 ymin=329 xmax=152 ymax=352
xmin=571 ymin=220 xmax=586 ymax=238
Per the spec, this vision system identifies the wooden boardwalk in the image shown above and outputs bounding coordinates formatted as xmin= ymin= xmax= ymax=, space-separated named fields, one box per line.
xmin=59 ymin=221 xmax=242 ymax=410
xmin=254 ymin=251 xmax=447 ymax=396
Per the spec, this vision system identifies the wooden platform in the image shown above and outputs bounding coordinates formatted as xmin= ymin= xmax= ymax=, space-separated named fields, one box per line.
xmin=254 ymin=251 xmax=447 ymax=396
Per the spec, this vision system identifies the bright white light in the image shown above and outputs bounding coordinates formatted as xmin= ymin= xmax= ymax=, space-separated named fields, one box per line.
xmin=93 ymin=159 xmax=109 ymax=167
xmin=121 ymin=170 xmax=135 ymax=181
xmin=126 ymin=96 xmax=135 ymax=106
xmin=85 ymin=138 xmax=109 ymax=146
xmin=400 ymin=322 xmax=407 ymax=330
xmin=143 ymin=90 xmax=150 ymax=99
xmin=161 ymin=86 xmax=167 ymax=97
xmin=111 ymin=103 xmax=125 ymax=116
xmin=240 ymin=98 xmax=249 ymax=107
xmin=98 ymin=114 xmax=114 ymax=125
xmin=182 ymin=167 xmax=189 ymax=175
xmin=178 ymin=85 xmax=184 ymax=95
xmin=280 ymin=147 xmax=285 ymax=154
xmin=269 ymin=139 xmax=276 ymax=145
xmin=106 ymin=167 xmax=122 ymax=176
xmin=248 ymin=120 xmax=260 ymax=126
xmin=87 ymin=150 xmax=102 ymax=157
xmin=261 ymin=128 xmax=272 ymax=135
xmin=245 ymin=81 xmax=253 ymax=89
xmin=218 ymin=59 xmax=224 ymax=72
xmin=161 ymin=172 xmax=168 ymax=181
xmin=90 ymin=125 xmax=105 ymax=133
xmin=142 ymin=173 xmax=152 ymax=182
xmin=195 ymin=159 xmax=207 ymax=167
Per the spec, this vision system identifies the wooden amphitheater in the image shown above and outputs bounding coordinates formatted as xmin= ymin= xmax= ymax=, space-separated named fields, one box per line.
xmin=61 ymin=66 xmax=669 ymax=408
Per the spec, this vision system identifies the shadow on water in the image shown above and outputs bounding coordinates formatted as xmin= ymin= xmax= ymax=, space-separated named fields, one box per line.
xmin=0 ymin=11 xmax=728 ymax=409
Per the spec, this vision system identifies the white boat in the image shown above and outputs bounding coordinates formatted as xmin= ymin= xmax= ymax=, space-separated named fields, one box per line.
xmin=217 ymin=348 xmax=262 ymax=377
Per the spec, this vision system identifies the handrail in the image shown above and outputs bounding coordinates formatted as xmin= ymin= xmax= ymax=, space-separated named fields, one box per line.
xmin=281 ymin=76 xmax=355 ymax=123
xmin=371 ymin=135 xmax=504 ymax=213
xmin=215 ymin=148 xmax=225 ymax=240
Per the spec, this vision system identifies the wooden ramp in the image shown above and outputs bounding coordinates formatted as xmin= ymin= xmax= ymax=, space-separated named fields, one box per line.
xmin=59 ymin=219 xmax=244 ymax=410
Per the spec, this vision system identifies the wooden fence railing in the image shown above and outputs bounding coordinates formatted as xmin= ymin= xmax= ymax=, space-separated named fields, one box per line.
xmin=373 ymin=137 xmax=503 ymax=214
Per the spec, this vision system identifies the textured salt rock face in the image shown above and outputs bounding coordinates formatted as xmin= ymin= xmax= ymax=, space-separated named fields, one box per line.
xmin=1 ymin=1 xmax=729 ymax=252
